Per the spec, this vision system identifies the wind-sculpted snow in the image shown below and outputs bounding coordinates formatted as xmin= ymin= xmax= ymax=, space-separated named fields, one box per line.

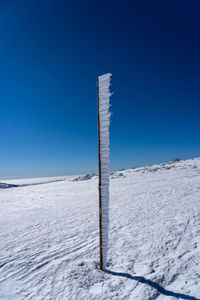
xmin=0 ymin=158 xmax=200 ymax=299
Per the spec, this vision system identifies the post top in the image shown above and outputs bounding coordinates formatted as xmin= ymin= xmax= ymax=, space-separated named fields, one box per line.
xmin=98 ymin=73 xmax=112 ymax=80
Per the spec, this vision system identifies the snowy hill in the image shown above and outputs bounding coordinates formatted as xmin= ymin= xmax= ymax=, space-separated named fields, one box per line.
xmin=0 ymin=158 xmax=200 ymax=299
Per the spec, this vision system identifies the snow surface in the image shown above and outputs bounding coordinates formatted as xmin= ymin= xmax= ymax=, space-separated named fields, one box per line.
xmin=0 ymin=176 xmax=79 ymax=186
xmin=0 ymin=158 xmax=200 ymax=299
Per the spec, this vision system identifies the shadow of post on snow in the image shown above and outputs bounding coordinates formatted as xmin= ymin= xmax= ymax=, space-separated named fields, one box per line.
xmin=105 ymin=270 xmax=200 ymax=300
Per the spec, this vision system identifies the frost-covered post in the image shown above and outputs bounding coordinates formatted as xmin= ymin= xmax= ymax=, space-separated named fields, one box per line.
xmin=97 ymin=73 xmax=112 ymax=270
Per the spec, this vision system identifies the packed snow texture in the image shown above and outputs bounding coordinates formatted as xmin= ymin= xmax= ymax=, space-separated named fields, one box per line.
xmin=0 ymin=158 xmax=200 ymax=299
xmin=98 ymin=73 xmax=112 ymax=269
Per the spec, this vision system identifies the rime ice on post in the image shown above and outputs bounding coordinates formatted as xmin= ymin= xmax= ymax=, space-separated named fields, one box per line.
xmin=97 ymin=73 xmax=112 ymax=270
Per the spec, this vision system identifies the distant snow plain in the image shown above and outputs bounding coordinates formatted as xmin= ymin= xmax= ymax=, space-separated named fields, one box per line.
xmin=0 ymin=158 xmax=200 ymax=299
xmin=0 ymin=175 xmax=79 ymax=186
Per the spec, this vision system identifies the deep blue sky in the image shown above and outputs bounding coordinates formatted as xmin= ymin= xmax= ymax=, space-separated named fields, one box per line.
xmin=0 ymin=0 xmax=200 ymax=178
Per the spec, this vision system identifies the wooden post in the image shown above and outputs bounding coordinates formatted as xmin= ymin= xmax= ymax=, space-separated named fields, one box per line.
xmin=97 ymin=77 xmax=103 ymax=270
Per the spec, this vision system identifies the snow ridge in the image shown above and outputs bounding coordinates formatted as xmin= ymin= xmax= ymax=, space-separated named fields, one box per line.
xmin=98 ymin=73 xmax=112 ymax=269
xmin=0 ymin=182 xmax=17 ymax=189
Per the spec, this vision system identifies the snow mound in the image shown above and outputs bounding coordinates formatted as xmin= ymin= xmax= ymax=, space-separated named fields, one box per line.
xmin=71 ymin=173 xmax=97 ymax=181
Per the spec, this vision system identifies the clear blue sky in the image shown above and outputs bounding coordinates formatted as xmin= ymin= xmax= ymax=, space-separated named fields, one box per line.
xmin=0 ymin=0 xmax=200 ymax=178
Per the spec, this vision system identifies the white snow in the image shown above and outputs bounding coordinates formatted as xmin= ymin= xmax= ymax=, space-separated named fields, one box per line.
xmin=0 ymin=158 xmax=200 ymax=299
xmin=0 ymin=176 xmax=79 ymax=186
xmin=98 ymin=73 xmax=112 ymax=269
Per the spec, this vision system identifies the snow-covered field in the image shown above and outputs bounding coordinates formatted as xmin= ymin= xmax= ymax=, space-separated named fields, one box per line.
xmin=0 ymin=158 xmax=200 ymax=299
xmin=0 ymin=175 xmax=79 ymax=186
